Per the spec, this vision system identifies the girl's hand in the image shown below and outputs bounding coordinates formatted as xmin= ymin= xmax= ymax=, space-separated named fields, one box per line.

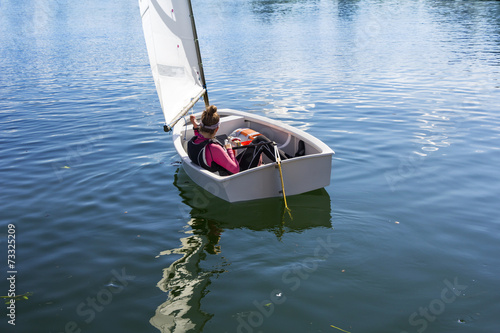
xmin=190 ymin=115 xmax=198 ymax=128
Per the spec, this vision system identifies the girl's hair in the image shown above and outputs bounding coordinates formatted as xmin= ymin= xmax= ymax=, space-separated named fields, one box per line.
xmin=200 ymin=105 xmax=220 ymax=135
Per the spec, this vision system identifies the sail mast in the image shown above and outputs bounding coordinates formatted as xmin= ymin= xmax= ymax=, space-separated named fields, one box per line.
xmin=187 ymin=0 xmax=209 ymax=108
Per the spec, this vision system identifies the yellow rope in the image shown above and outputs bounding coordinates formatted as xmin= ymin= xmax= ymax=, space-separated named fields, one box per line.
xmin=330 ymin=324 xmax=351 ymax=333
xmin=274 ymin=143 xmax=292 ymax=219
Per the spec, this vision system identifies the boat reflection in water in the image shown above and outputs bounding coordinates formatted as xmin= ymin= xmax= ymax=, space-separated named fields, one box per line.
xmin=150 ymin=168 xmax=332 ymax=332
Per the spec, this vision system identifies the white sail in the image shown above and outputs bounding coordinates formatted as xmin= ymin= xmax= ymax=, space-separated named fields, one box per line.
xmin=139 ymin=0 xmax=205 ymax=125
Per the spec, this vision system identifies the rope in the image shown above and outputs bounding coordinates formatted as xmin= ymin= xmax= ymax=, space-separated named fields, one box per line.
xmin=273 ymin=142 xmax=292 ymax=219
xmin=183 ymin=115 xmax=189 ymax=142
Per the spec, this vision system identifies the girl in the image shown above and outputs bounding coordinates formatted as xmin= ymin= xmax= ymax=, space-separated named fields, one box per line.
xmin=188 ymin=105 xmax=239 ymax=175
xmin=188 ymin=105 xmax=288 ymax=175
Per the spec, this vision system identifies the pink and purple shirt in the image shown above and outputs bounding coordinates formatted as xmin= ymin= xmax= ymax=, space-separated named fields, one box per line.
xmin=192 ymin=129 xmax=239 ymax=174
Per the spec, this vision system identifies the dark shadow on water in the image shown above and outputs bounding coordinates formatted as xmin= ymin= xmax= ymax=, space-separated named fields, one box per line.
xmin=338 ymin=0 xmax=361 ymax=21
xmin=250 ymin=0 xmax=302 ymax=18
xmin=174 ymin=167 xmax=332 ymax=237
xmin=150 ymin=168 xmax=332 ymax=332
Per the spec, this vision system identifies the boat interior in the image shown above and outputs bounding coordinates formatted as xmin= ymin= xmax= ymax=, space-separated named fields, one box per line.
xmin=179 ymin=114 xmax=322 ymax=163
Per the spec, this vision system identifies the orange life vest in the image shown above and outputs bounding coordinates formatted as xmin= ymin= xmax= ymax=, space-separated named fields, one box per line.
xmin=229 ymin=128 xmax=262 ymax=146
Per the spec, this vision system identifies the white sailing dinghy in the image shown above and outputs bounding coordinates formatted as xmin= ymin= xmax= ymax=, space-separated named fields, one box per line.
xmin=139 ymin=0 xmax=334 ymax=203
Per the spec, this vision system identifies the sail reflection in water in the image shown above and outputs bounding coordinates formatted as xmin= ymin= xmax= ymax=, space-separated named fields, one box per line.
xmin=150 ymin=169 xmax=332 ymax=331
xmin=150 ymin=217 xmax=220 ymax=332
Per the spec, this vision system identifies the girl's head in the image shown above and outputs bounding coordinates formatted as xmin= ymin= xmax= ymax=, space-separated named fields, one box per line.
xmin=200 ymin=105 xmax=220 ymax=136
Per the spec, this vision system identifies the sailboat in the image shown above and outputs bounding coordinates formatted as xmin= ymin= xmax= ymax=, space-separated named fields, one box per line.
xmin=139 ymin=0 xmax=334 ymax=203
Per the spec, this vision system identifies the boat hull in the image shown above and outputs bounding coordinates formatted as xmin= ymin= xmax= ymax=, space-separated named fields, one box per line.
xmin=172 ymin=109 xmax=333 ymax=202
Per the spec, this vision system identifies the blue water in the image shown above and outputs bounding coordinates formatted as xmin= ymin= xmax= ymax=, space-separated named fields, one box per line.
xmin=1 ymin=0 xmax=500 ymax=332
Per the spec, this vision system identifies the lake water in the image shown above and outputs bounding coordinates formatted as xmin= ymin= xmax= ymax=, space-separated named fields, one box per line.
xmin=1 ymin=0 xmax=499 ymax=332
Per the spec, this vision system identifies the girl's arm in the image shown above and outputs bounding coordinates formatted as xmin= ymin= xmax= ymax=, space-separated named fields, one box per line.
xmin=207 ymin=144 xmax=240 ymax=174
xmin=190 ymin=115 xmax=199 ymax=129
